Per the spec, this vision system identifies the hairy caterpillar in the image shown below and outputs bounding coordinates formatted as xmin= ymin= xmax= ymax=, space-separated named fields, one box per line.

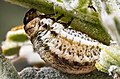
xmin=23 ymin=8 xmax=101 ymax=74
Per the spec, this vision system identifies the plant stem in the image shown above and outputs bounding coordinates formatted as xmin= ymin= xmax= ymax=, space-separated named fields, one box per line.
xmin=5 ymin=0 xmax=111 ymax=45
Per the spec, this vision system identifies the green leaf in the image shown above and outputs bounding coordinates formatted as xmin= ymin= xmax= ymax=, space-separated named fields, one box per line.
xmin=8 ymin=34 xmax=28 ymax=42
xmin=57 ymin=0 xmax=63 ymax=3
xmin=2 ymin=46 xmax=20 ymax=56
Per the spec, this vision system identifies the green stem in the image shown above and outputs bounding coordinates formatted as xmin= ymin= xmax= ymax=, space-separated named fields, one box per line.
xmin=5 ymin=0 xmax=111 ymax=45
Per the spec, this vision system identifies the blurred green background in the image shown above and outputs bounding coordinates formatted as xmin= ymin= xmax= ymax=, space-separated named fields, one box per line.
xmin=0 ymin=0 xmax=27 ymax=42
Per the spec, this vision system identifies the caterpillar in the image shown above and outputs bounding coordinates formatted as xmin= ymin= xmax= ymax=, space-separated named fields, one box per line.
xmin=23 ymin=8 xmax=101 ymax=74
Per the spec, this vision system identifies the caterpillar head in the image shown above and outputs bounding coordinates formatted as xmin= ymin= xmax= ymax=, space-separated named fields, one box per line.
xmin=23 ymin=8 xmax=65 ymax=38
xmin=23 ymin=8 xmax=38 ymax=25
xmin=24 ymin=17 xmax=41 ymax=37
xmin=23 ymin=8 xmax=39 ymax=37
xmin=23 ymin=9 xmax=52 ymax=38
